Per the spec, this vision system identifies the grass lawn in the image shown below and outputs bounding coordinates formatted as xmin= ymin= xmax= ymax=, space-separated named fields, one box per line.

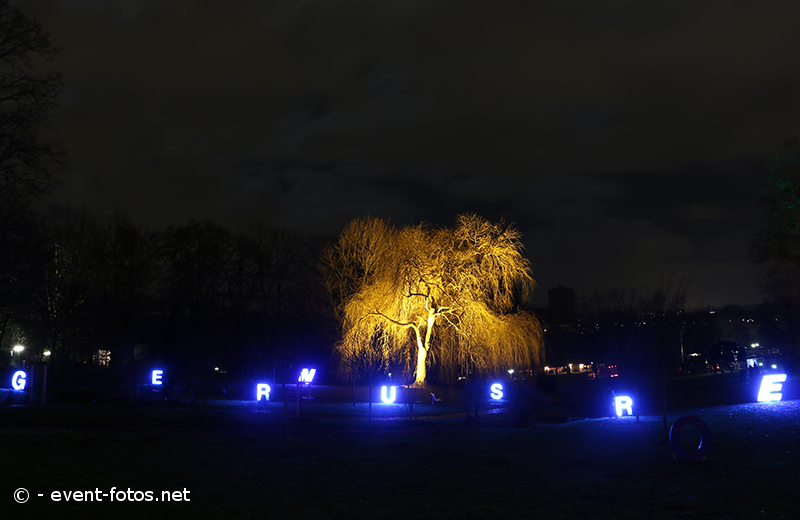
xmin=1 ymin=376 xmax=798 ymax=519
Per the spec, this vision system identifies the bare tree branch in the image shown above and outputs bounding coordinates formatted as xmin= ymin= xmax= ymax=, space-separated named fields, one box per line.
xmin=323 ymin=214 xmax=544 ymax=386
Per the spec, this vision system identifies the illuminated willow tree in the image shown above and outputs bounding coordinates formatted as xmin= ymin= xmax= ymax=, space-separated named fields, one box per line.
xmin=322 ymin=214 xmax=543 ymax=386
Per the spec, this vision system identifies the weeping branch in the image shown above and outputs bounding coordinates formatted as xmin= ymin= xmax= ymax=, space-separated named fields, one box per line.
xmin=324 ymin=214 xmax=544 ymax=385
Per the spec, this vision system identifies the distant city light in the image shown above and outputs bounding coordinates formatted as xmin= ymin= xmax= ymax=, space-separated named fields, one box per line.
xmin=256 ymin=383 xmax=270 ymax=401
xmin=11 ymin=370 xmax=26 ymax=391
xmin=380 ymin=385 xmax=396 ymax=403
xmin=757 ymin=374 xmax=786 ymax=402
xmin=43 ymin=350 xmax=51 ymax=357
xmin=614 ymin=396 xmax=633 ymax=417
xmin=151 ymin=370 xmax=163 ymax=385
xmin=490 ymin=383 xmax=504 ymax=400
xmin=298 ymin=368 xmax=316 ymax=383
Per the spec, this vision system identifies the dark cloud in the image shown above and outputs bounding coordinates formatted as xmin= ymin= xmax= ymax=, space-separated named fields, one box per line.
xmin=17 ymin=0 xmax=800 ymax=307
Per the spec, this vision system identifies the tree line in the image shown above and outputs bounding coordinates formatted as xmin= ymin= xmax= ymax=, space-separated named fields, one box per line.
xmin=1 ymin=206 xmax=551 ymax=398
xmin=1 ymin=208 xmax=335 ymax=391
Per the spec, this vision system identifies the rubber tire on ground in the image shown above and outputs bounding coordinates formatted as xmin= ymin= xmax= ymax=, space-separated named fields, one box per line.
xmin=669 ymin=416 xmax=711 ymax=461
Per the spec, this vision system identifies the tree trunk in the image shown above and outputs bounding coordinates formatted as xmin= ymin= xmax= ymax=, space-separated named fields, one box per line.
xmin=413 ymin=314 xmax=436 ymax=386
xmin=414 ymin=342 xmax=427 ymax=386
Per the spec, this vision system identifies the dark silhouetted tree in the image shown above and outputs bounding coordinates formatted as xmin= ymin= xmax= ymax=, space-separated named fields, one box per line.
xmin=26 ymin=207 xmax=102 ymax=371
xmin=93 ymin=212 xmax=160 ymax=363
xmin=0 ymin=1 xmax=65 ymax=351
xmin=750 ymin=137 xmax=800 ymax=369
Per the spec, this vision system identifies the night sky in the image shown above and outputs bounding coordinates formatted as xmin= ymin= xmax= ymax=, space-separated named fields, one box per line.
xmin=17 ymin=0 xmax=800 ymax=308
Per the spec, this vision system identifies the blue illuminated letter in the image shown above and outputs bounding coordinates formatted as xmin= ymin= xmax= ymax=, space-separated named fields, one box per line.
xmin=381 ymin=385 xmax=396 ymax=403
xmin=298 ymin=368 xmax=316 ymax=383
xmin=490 ymin=383 xmax=503 ymax=400
xmin=151 ymin=370 xmax=163 ymax=385
xmin=256 ymin=383 xmax=271 ymax=401
xmin=614 ymin=396 xmax=633 ymax=416
xmin=11 ymin=370 xmax=26 ymax=391
xmin=757 ymin=374 xmax=787 ymax=402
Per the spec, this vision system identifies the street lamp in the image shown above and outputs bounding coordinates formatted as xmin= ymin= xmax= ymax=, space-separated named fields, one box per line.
xmin=12 ymin=345 xmax=24 ymax=356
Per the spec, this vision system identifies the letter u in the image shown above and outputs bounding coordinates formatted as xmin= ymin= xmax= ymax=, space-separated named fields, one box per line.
xmin=381 ymin=385 xmax=397 ymax=403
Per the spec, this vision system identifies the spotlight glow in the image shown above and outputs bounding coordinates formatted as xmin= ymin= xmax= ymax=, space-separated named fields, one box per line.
xmin=380 ymin=385 xmax=396 ymax=403
xmin=757 ymin=374 xmax=787 ymax=402
xmin=11 ymin=370 xmax=26 ymax=391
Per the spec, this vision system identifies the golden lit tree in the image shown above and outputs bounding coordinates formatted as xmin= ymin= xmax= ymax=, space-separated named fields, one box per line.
xmin=323 ymin=214 xmax=543 ymax=386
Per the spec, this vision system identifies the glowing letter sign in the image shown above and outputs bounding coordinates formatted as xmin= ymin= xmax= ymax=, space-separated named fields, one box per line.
xmin=298 ymin=368 xmax=316 ymax=383
xmin=11 ymin=370 xmax=26 ymax=391
xmin=256 ymin=383 xmax=271 ymax=401
xmin=614 ymin=396 xmax=633 ymax=417
xmin=490 ymin=383 xmax=504 ymax=400
xmin=757 ymin=374 xmax=787 ymax=402
xmin=380 ymin=385 xmax=397 ymax=403
xmin=151 ymin=370 xmax=163 ymax=385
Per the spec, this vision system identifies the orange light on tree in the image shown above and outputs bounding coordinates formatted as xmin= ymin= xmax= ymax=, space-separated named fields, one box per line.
xmin=323 ymin=214 xmax=543 ymax=386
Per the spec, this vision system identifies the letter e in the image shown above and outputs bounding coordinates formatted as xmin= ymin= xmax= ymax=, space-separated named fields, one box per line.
xmin=757 ymin=374 xmax=787 ymax=402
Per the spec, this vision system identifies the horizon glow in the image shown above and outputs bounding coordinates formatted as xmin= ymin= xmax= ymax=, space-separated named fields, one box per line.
xmin=757 ymin=374 xmax=787 ymax=402
xmin=151 ymin=370 xmax=163 ymax=385
xmin=490 ymin=383 xmax=503 ymax=400
xmin=256 ymin=383 xmax=271 ymax=401
xmin=614 ymin=395 xmax=633 ymax=417
xmin=11 ymin=370 xmax=26 ymax=391
xmin=380 ymin=385 xmax=396 ymax=403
